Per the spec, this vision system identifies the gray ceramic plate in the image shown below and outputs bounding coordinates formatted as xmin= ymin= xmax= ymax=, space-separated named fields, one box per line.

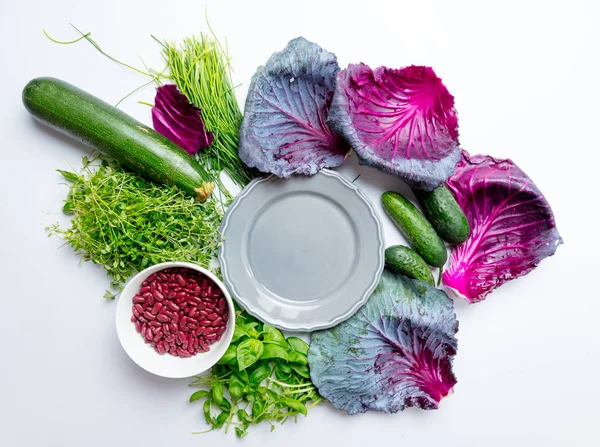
xmin=219 ymin=170 xmax=384 ymax=331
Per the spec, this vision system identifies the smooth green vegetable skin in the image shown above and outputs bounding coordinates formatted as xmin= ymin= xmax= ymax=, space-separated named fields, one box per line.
xmin=385 ymin=246 xmax=435 ymax=285
xmin=381 ymin=191 xmax=448 ymax=267
xmin=414 ymin=186 xmax=470 ymax=244
xmin=22 ymin=77 xmax=210 ymax=200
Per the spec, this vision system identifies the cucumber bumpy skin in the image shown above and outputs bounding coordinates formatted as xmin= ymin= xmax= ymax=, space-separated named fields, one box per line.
xmin=22 ymin=77 xmax=213 ymax=201
xmin=385 ymin=245 xmax=434 ymax=285
xmin=381 ymin=191 xmax=448 ymax=267
xmin=414 ymin=185 xmax=470 ymax=245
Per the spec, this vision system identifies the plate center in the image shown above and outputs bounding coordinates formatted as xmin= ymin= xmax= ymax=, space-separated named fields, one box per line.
xmin=247 ymin=191 xmax=357 ymax=302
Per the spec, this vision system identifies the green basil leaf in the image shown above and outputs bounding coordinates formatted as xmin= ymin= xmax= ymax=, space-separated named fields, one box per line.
xmin=261 ymin=323 xmax=288 ymax=348
xmin=232 ymin=326 xmax=248 ymax=343
xmin=217 ymin=397 xmax=231 ymax=412
xmin=275 ymin=368 xmax=291 ymax=381
xmin=260 ymin=343 xmax=289 ymax=361
xmin=203 ymin=399 xmax=215 ymax=425
xmin=237 ymin=408 xmax=251 ymax=424
xmin=281 ymin=397 xmax=307 ymax=416
xmin=236 ymin=369 xmax=249 ymax=384
xmin=189 ymin=389 xmax=209 ymax=403
xmin=211 ymin=382 xmax=224 ymax=406
xmin=249 ymin=364 xmax=272 ymax=384
xmin=290 ymin=363 xmax=310 ymax=379
xmin=287 ymin=336 xmax=309 ymax=355
xmin=215 ymin=410 xmax=229 ymax=428
xmin=57 ymin=169 xmax=79 ymax=182
xmin=217 ymin=344 xmax=238 ymax=365
xmin=237 ymin=338 xmax=264 ymax=371
xmin=229 ymin=375 xmax=244 ymax=399
xmin=235 ymin=426 xmax=248 ymax=438
xmin=287 ymin=350 xmax=308 ymax=365
xmin=244 ymin=323 xmax=260 ymax=338
xmin=278 ymin=363 xmax=292 ymax=374
xmin=252 ymin=399 xmax=264 ymax=417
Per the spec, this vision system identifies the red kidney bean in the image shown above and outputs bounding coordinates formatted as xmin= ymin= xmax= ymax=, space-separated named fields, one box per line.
xmin=167 ymin=302 xmax=180 ymax=312
xmin=151 ymin=302 xmax=163 ymax=315
xmin=153 ymin=290 xmax=164 ymax=302
xmin=158 ymin=272 xmax=168 ymax=282
xmin=198 ymin=310 xmax=208 ymax=317
xmin=216 ymin=326 xmax=226 ymax=336
xmin=199 ymin=319 xmax=212 ymax=326
xmin=192 ymin=286 xmax=201 ymax=297
xmin=163 ymin=324 xmax=171 ymax=335
xmin=187 ymin=317 xmax=198 ymax=324
xmin=150 ymin=321 xmax=162 ymax=327
xmin=147 ymin=294 xmax=155 ymax=306
xmin=157 ymin=343 xmax=167 ymax=355
xmin=143 ymin=311 xmax=156 ymax=321
xmin=170 ymin=323 xmax=178 ymax=333
xmin=207 ymin=313 xmax=219 ymax=321
xmin=188 ymin=308 xmax=198 ymax=318
xmin=175 ymin=274 xmax=186 ymax=287
xmin=137 ymin=316 xmax=148 ymax=323
xmin=211 ymin=318 xmax=222 ymax=327
xmin=133 ymin=304 xmax=143 ymax=314
xmin=218 ymin=299 xmax=226 ymax=311
xmin=178 ymin=331 xmax=187 ymax=344
xmin=153 ymin=331 xmax=163 ymax=342
xmin=140 ymin=286 xmax=151 ymax=294
xmin=177 ymin=348 xmax=191 ymax=358
xmin=157 ymin=313 xmax=170 ymax=323
xmin=172 ymin=313 xmax=180 ymax=324
xmin=135 ymin=321 xmax=142 ymax=332
xmin=199 ymin=338 xmax=209 ymax=351
xmin=195 ymin=326 xmax=206 ymax=336
xmin=147 ymin=273 xmax=157 ymax=282
xmin=133 ymin=295 xmax=145 ymax=304
xmin=188 ymin=324 xmax=198 ymax=330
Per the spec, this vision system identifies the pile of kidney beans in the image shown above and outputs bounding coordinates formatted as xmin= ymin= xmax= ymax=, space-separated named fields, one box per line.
xmin=130 ymin=267 xmax=229 ymax=357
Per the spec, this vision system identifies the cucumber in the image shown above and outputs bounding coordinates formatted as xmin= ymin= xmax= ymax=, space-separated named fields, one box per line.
xmin=385 ymin=246 xmax=434 ymax=285
xmin=414 ymin=185 xmax=470 ymax=244
xmin=22 ymin=77 xmax=212 ymax=200
xmin=381 ymin=191 xmax=447 ymax=267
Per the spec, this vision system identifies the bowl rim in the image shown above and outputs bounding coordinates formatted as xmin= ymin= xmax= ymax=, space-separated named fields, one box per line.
xmin=115 ymin=261 xmax=235 ymax=378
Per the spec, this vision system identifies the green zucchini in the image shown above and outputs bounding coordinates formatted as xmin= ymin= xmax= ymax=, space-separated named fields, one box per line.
xmin=381 ymin=191 xmax=447 ymax=267
xmin=22 ymin=77 xmax=212 ymax=200
xmin=414 ymin=185 xmax=470 ymax=244
xmin=385 ymin=246 xmax=434 ymax=285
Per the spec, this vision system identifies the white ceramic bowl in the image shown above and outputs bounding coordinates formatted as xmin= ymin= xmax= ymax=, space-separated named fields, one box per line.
xmin=116 ymin=262 xmax=235 ymax=378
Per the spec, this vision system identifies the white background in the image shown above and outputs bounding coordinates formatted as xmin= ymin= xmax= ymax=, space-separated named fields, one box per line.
xmin=1 ymin=0 xmax=598 ymax=445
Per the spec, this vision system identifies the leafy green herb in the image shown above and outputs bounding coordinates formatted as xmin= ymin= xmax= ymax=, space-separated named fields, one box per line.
xmin=155 ymin=32 xmax=256 ymax=188
xmin=47 ymin=158 xmax=223 ymax=298
xmin=190 ymin=312 xmax=322 ymax=437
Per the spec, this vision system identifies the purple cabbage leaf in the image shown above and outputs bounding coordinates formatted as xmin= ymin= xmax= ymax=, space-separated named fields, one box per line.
xmin=328 ymin=64 xmax=461 ymax=191
xmin=239 ymin=37 xmax=349 ymax=177
xmin=152 ymin=84 xmax=214 ymax=154
xmin=308 ymin=269 xmax=458 ymax=415
xmin=442 ymin=151 xmax=563 ymax=303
